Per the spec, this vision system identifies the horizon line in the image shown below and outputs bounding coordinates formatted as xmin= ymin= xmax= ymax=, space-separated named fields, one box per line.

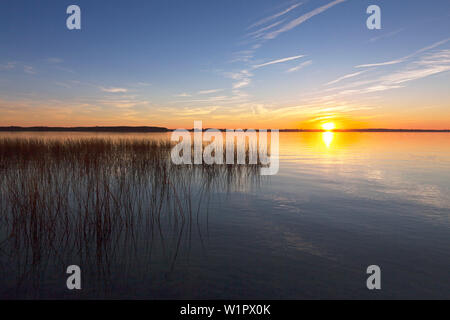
xmin=0 ymin=126 xmax=449 ymax=133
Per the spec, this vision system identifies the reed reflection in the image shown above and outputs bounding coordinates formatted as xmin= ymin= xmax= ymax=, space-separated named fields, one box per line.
xmin=0 ymin=138 xmax=263 ymax=298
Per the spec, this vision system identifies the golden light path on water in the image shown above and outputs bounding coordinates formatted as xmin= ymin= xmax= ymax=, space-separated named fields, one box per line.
xmin=321 ymin=122 xmax=336 ymax=148
xmin=322 ymin=132 xmax=334 ymax=148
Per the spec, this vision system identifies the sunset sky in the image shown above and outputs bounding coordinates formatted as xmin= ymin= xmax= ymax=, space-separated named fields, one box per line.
xmin=0 ymin=0 xmax=449 ymax=129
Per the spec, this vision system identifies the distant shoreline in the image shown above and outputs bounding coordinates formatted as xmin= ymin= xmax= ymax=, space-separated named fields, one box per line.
xmin=0 ymin=126 xmax=449 ymax=133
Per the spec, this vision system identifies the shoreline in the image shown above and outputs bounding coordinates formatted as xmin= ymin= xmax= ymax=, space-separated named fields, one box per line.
xmin=0 ymin=127 xmax=449 ymax=133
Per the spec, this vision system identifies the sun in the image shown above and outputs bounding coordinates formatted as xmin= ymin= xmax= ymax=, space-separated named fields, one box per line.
xmin=321 ymin=122 xmax=335 ymax=131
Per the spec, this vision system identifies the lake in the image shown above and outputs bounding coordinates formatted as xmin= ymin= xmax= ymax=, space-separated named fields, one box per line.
xmin=0 ymin=132 xmax=449 ymax=299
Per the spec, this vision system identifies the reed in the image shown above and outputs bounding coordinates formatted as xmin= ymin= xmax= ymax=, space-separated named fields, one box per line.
xmin=0 ymin=137 xmax=262 ymax=297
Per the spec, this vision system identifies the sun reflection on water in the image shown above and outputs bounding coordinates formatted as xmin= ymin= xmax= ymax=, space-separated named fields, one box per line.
xmin=322 ymin=132 xmax=334 ymax=148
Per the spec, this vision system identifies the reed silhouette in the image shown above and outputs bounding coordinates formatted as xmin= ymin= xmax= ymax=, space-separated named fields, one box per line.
xmin=0 ymin=137 xmax=263 ymax=298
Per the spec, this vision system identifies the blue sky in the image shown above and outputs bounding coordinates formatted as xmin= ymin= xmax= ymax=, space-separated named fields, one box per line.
xmin=0 ymin=0 xmax=449 ymax=128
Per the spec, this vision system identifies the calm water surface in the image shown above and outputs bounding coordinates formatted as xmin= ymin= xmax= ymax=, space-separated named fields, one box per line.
xmin=0 ymin=132 xmax=449 ymax=299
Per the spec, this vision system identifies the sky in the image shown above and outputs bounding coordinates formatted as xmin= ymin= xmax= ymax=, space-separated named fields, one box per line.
xmin=0 ymin=0 xmax=449 ymax=129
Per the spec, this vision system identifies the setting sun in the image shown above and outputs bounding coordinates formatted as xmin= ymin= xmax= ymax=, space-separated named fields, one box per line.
xmin=321 ymin=122 xmax=336 ymax=131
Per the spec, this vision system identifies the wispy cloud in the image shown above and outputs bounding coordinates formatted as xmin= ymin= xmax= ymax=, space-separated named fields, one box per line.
xmin=230 ymin=50 xmax=255 ymax=63
xmin=264 ymin=0 xmax=347 ymax=40
xmin=355 ymin=84 xmax=405 ymax=94
xmin=45 ymin=57 xmax=76 ymax=73
xmin=248 ymin=2 xmax=302 ymax=30
xmin=380 ymin=51 xmax=450 ymax=85
xmin=356 ymin=38 xmax=450 ymax=68
xmin=173 ymin=96 xmax=229 ymax=103
xmin=24 ymin=66 xmax=36 ymax=74
xmin=369 ymin=28 xmax=405 ymax=43
xmin=135 ymin=82 xmax=152 ymax=86
xmin=175 ymin=92 xmax=192 ymax=97
xmin=229 ymin=1 xmax=343 ymax=103
xmin=355 ymin=59 xmax=403 ymax=68
xmin=247 ymin=20 xmax=286 ymax=39
xmin=326 ymin=70 xmax=366 ymax=85
xmin=412 ymin=38 xmax=450 ymax=56
xmin=225 ymin=69 xmax=253 ymax=89
xmin=233 ymin=79 xmax=251 ymax=89
xmin=0 ymin=62 xmax=16 ymax=70
xmin=96 ymin=95 xmax=150 ymax=109
xmin=54 ymin=65 xmax=76 ymax=74
xmin=54 ymin=82 xmax=72 ymax=89
xmin=166 ymin=106 xmax=219 ymax=117
xmin=197 ymin=89 xmax=224 ymax=95
xmin=253 ymin=54 xmax=304 ymax=68
xmin=329 ymin=49 xmax=450 ymax=97
xmin=46 ymin=57 xmax=63 ymax=64
xmin=101 ymin=87 xmax=128 ymax=93
xmin=287 ymin=60 xmax=312 ymax=73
